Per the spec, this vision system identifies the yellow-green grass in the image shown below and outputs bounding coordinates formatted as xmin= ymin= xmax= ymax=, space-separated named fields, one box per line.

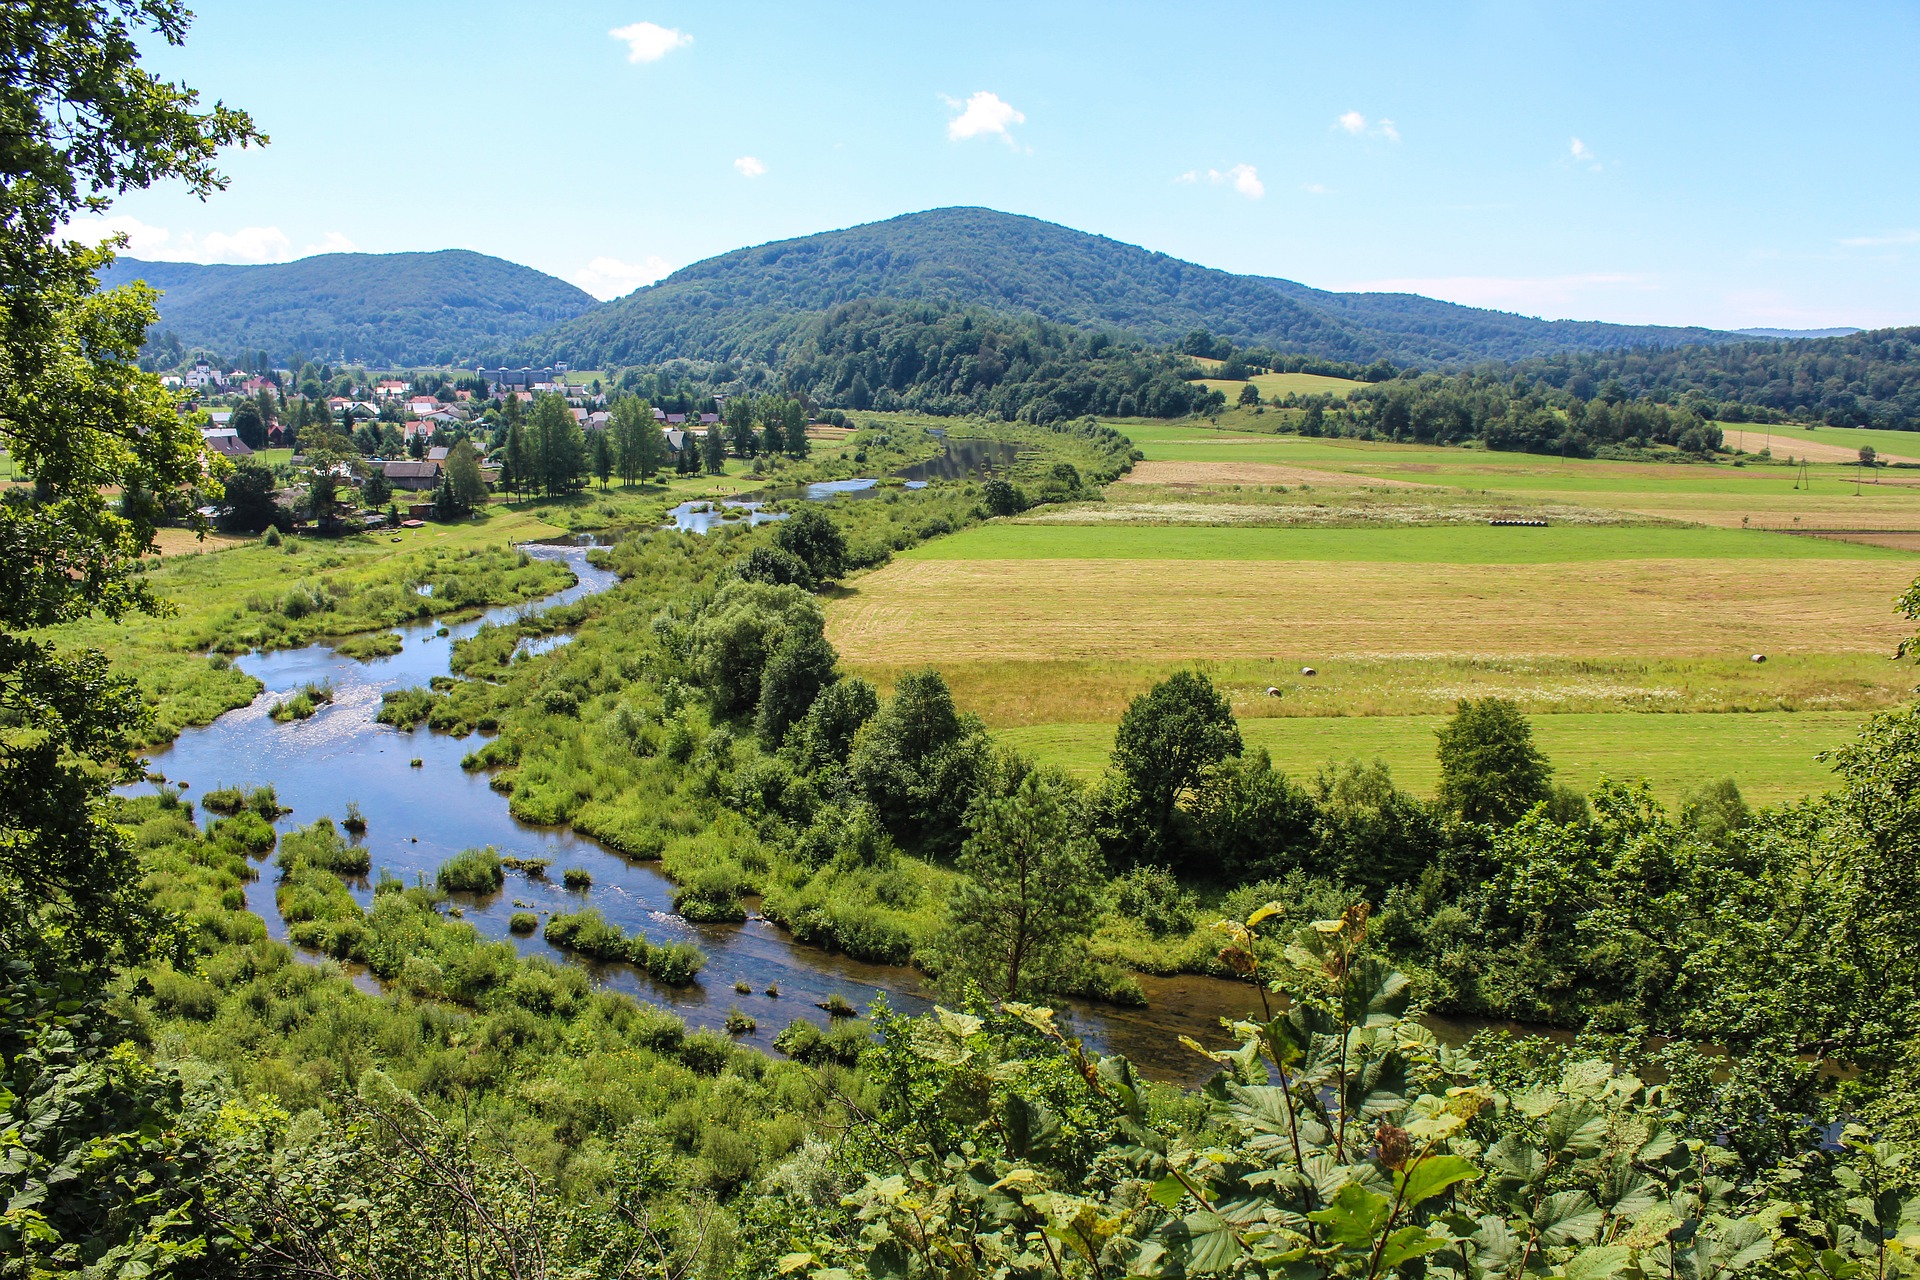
xmin=1199 ymin=372 xmax=1366 ymax=401
xmin=999 ymin=710 xmax=1869 ymax=807
xmin=897 ymin=522 xmax=1905 ymax=563
xmin=852 ymin=653 xmax=1914 ymax=727
xmin=828 ymin=555 xmax=1914 ymax=666
xmin=1717 ymin=422 xmax=1920 ymax=463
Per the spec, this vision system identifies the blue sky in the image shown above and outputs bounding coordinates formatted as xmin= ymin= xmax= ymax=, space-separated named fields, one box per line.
xmin=67 ymin=1 xmax=1920 ymax=330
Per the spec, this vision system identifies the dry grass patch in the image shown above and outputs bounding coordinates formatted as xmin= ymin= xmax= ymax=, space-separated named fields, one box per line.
xmin=1722 ymin=428 xmax=1920 ymax=465
xmin=828 ymin=557 xmax=1915 ymax=667
xmin=1116 ymin=459 xmax=1434 ymax=488
xmin=150 ymin=527 xmax=252 ymax=557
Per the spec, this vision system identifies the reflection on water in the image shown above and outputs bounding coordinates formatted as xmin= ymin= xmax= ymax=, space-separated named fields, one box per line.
xmin=663 ymin=499 xmax=786 ymax=533
xmin=896 ymin=437 xmax=1022 ymax=483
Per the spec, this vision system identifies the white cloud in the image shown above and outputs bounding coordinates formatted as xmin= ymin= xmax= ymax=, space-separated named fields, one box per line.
xmin=1570 ymin=137 xmax=1601 ymax=171
xmin=305 ymin=231 xmax=357 ymax=255
xmin=1177 ymin=164 xmax=1265 ymax=199
xmin=59 ymin=214 xmax=173 ymax=256
xmin=1336 ymin=111 xmax=1399 ymax=142
xmin=609 ymin=21 xmax=692 ymax=63
xmin=733 ymin=155 xmax=767 ymax=178
xmin=573 ymin=254 xmax=673 ymax=300
xmin=196 ymin=226 xmax=293 ymax=263
xmin=1303 ymin=182 xmax=1332 ymax=196
xmin=945 ymin=90 xmax=1024 ymax=142
xmin=1840 ymin=229 xmax=1920 ymax=247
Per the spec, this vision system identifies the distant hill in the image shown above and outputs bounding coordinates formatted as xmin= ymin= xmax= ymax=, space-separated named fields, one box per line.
xmin=99 ymin=250 xmax=597 ymax=368
xmin=527 ymin=207 xmax=1739 ymax=369
xmin=1733 ymin=326 xmax=1862 ymax=339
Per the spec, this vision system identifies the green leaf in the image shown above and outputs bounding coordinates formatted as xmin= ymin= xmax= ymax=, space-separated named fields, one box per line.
xmin=1150 ymin=1175 xmax=1186 ymax=1211
xmin=1378 ymin=1224 xmax=1448 ymax=1270
xmin=1308 ymin=1182 xmax=1394 ymax=1248
xmin=1535 ymin=1191 xmax=1604 ymax=1245
xmin=1397 ymin=1155 xmax=1481 ymax=1210
xmin=1563 ymin=1244 xmax=1634 ymax=1280
xmin=1164 ymin=1210 xmax=1244 ymax=1275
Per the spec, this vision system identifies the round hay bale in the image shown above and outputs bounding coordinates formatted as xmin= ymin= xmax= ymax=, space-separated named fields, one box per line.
xmin=1750 ymin=653 xmax=1766 ymax=663
xmin=1300 ymin=666 xmax=1317 ymax=677
xmin=1266 ymin=686 xmax=1283 ymax=698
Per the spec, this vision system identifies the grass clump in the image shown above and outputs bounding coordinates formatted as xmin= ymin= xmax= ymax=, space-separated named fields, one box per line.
xmin=200 ymin=784 xmax=284 ymax=820
xmin=561 ymin=867 xmax=592 ymax=889
xmin=508 ymin=911 xmax=538 ymax=934
xmin=724 ymin=1007 xmax=756 ymax=1036
xmin=436 ymin=846 xmax=504 ymax=895
xmin=275 ymin=817 xmax=368 ymax=876
xmin=269 ymin=681 xmax=334 ymax=722
xmin=542 ymin=908 xmax=707 ymax=985
xmin=377 ymin=686 xmax=438 ymax=727
xmin=501 ymin=855 xmax=551 ymax=878
xmin=774 ymin=1017 xmax=869 ymax=1066
xmin=333 ymin=631 xmax=402 ymax=659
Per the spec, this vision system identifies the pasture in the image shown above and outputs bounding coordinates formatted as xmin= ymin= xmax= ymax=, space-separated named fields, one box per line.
xmin=827 ymin=416 xmax=1920 ymax=805
xmin=998 ymin=710 xmax=1864 ymax=806
xmin=1199 ymin=371 xmax=1366 ymax=401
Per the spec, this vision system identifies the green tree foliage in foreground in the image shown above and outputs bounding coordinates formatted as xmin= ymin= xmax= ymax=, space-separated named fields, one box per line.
xmin=0 ymin=0 xmax=259 ymax=976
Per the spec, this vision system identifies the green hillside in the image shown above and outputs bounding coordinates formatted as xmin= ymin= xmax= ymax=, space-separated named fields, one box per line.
xmin=100 ymin=249 xmax=597 ymax=368
xmin=528 ymin=206 xmax=1738 ymax=369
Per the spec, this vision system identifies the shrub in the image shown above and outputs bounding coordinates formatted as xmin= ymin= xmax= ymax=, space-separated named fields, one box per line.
xmin=508 ymin=911 xmax=537 ymax=934
xmin=774 ymin=1017 xmax=869 ymax=1067
xmin=1109 ymin=865 xmax=1198 ymax=938
xmin=724 ymin=1007 xmax=757 ymax=1036
xmin=277 ymin=817 xmax=368 ymax=875
xmin=436 ymin=846 xmax=504 ymax=895
xmin=210 ymin=811 xmax=276 ymax=856
xmin=342 ymin=801 xmax=367 ymax=835
xmin=648 ymin=941 xmax=706 ymax=986
xmin=679 ymin=1029 xmax=733 ymax=1075
xmin=626 ymin=1005 xmax=687 ymax=1053
xmin=673 ymin=863 xmax=749 ymax=923
xmin=818 ymin=993 xmax=856 ymax=1019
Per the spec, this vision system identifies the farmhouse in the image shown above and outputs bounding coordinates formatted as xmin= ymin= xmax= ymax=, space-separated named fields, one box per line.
xmin=200 ymin=427 xmax=252 ymax=459
xmin=381 ymin=458 xmax=443 ymax=492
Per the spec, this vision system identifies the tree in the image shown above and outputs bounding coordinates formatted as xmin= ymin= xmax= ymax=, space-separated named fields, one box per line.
xmin=940 ymin=763 xmax=1103 ymax=1000
xmin=533 ymin=393 xmax=585 ymax=494
xmin=589 ymin=426 xmax=612 ymax=489
xmin=1238 ymin=382 xmax=1261 ymax=407
xmin=610 ymin=394 xmax=664 ymax=485
xmin=444 ymin=438 xmax=486 ymax=514
xmin=702 ymin=423 xmax=727 ymax=474
xmin=1108 ymin=670 xmax=1242 ymax=862
xmin=727 ymin=396 xmax=758 ymax=458
xmin=0 ymin=0 xmax=258 ymax=996
xmin=361 ymin=463 xmax=392 ymax=507
xmin=848 ymin=667 xmax=986 ymax=855
xmin=981 ymin=476 xmax=1025 ymax=516
xmin=1435 ymin=696 xmax=1553 ymax=825
xmin=230 ymin=398 xmax=266 ymax=449
xmin=755 ymin=631 xmax=839 ymax=745
xmin=761 ymin=419 xmax=785 ymax=459
xmin=782 ymin=398 xmax=811 ymax=458
xmin=221 ymin=462 xmax=280 ymax=532
xmin=772 ymin=506 xmax=847 ymax=583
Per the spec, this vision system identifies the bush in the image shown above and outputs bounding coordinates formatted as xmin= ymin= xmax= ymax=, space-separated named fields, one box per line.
xmin=724 ymin=1007 xmax=757 ymax=1036
xmin=673 ymin=863 xmax=750 ymax=923
xmin=508 ymin=911 xmax=537 ymax=934
xmin=648 ymin=941 xmax=707 ymax=985
xmin=436 ymin=846 xmax=504 ymax=895
xmin=679 ymin=1029 xmax=733 ymax=1075
xmin=1109 ymin=865 xmax=1198 ymax=938
xmin=774 ymin=1017 xmax=869 ymax=1066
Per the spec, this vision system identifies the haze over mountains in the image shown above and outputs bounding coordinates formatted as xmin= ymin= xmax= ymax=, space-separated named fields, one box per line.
xmin=107 ymin=207 xmax=1764 ymax=370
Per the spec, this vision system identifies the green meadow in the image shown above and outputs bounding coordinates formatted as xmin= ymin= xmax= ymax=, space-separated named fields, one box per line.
xmin=1000 ymin=709 xmax=1865 ymax=806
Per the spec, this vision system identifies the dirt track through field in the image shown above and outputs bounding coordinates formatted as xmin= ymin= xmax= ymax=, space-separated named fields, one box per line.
xmin=828 ymin=557 xmax=1915 ymax=663
xmin=1116 ymin=460 xmax=1434 ymax=488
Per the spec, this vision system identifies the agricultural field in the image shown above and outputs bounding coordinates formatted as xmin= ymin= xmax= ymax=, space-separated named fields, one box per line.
xmin=827 ymin=417 xmax=1920 ymax=805
xmin=1198 ymin=370 xmax=1366 ymax=401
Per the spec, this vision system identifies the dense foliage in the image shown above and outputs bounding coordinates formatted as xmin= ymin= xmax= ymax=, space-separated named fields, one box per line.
xmin=1334 ymin=371 xmax=1727 ymax=457
xmin=528 ymin=207 xmax=1736 ymax=370
xmin=1507 ymin=327 xmax=1920 ymax=428
xmin=104 ymin=249 xmax=597 ymax=368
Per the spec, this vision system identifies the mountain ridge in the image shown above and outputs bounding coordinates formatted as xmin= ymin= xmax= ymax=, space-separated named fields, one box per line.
xmin=526 ymin=207 xmax=1741 ymax=369
xmin=100 ymin=248 xmax=597 ymax=367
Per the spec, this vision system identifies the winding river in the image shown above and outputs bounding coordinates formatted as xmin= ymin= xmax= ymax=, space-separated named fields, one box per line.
xmin=138 ymin=461 xmax=1531 ymax=1082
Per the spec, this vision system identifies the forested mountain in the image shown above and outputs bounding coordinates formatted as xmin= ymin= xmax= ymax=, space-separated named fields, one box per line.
xmin=100 ymin=249 xmax=597 ymax=367
xmin=528 ymin=206 xmax=1738 ymax=368
xmin=1507 ymin=327 xmax=1920 ymax=427
xmin=763 ymin=299 xmax=1224 ymax=420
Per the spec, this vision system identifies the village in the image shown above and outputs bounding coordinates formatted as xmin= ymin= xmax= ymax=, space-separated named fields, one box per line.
xmin=177 ymin=358 xmax=790 ymax=529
